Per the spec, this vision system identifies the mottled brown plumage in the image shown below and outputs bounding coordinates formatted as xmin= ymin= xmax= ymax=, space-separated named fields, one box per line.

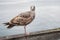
xmin=4 ymin=6 xmax=35 ymax=37
xmin=4 ymin=6 xmax=35 ymax=28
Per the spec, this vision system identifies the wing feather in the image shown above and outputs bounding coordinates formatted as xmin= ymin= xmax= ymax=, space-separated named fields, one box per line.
xmin=9 ymin=11 xmax=31 ymax=25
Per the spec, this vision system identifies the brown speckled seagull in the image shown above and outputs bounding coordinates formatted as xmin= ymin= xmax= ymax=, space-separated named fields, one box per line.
xmin=4 ymin=6 xmax=35 ymax=35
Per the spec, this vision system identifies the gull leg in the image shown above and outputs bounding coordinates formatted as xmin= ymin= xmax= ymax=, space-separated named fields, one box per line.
xmin=24 ymin=26 xmax=30 ymax=35
xmin=24 ymin=25 xmax=27 ymax=40
xmin=24 ymin=25 xmax=26 ymax=35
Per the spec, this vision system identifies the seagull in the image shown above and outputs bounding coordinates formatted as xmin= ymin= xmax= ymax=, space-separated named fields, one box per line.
xmin=4 ymin=5 xmax=35 ymax=36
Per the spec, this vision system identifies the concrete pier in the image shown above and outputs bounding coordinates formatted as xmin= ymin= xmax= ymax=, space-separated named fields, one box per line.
xmin=0 ymin=28 xmax=60 ymax=40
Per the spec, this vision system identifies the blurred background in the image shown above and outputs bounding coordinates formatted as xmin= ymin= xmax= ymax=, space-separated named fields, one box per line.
xmin=0 ymin=0 xmax=60 ymax=37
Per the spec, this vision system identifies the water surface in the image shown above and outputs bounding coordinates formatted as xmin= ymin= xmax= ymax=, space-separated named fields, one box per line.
xmin=0 ymin=0 xmax=60 ymax=37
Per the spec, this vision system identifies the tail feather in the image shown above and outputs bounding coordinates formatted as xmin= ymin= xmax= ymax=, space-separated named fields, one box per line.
xmin=3 ymin=22 xmax=9 ymax=25
xmin=3 ymin=22 xmax=14 ymax=29
xmin=7 ymin=24 xmax=14 ymax=29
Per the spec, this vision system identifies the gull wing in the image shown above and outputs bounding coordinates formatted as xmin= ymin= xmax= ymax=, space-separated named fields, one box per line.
xmin=9 ymin=11 xmax=32 ymax=25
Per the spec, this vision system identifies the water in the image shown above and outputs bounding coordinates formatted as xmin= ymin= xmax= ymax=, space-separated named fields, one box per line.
xmin=0 ymin=0 xmax=60 ymax=37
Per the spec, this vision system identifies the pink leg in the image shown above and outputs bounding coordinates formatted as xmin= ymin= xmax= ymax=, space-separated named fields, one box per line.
xmin=24 ymin=26 xmax=27 ymax=40
xmin=24 ymin=26 xmax=26 ymax=35
xmin=24 ymin=26 xmax=30 ymax=35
